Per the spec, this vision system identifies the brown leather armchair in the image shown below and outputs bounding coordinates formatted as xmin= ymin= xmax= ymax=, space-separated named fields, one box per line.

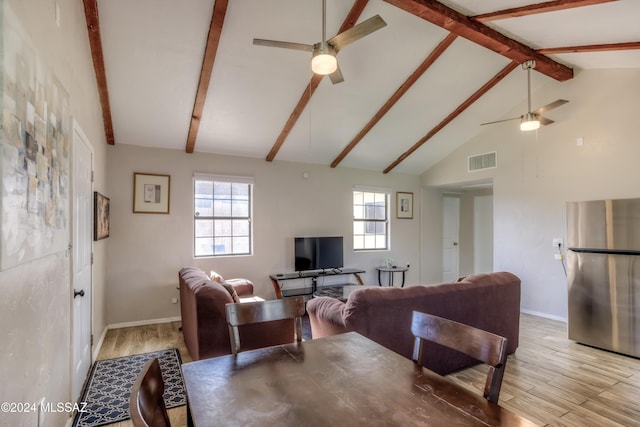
xmin=178 ymin=267 xmax=294 ymax=360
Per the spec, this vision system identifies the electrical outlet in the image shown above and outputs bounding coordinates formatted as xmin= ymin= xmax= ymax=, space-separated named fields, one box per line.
xmin=552 ymin=238 xmax=563 ymax=248
xmin=171 ymin=297 xmax=178 ymax=304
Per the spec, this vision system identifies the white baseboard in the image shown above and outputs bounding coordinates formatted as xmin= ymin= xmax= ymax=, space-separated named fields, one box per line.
xmin=108 ymin=316 xmax=182 ymax=330
xmin=521 ymin=309 xmax=567 ymax=323
xmin=92 ymin=327 xmax=109 ymax=360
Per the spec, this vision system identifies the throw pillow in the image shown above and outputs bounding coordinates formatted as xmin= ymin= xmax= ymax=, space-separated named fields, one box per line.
xmin=210 ymin=271 xmax=225 ymax=284
xmin=220 ymin=281 xmax=240 ymax=303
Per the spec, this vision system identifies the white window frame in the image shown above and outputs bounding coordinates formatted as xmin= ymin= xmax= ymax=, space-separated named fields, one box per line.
xmin=193 ymin=173 xmax=254 ymax=258
xmin=353 ymin=187 xmax=390 ymax=251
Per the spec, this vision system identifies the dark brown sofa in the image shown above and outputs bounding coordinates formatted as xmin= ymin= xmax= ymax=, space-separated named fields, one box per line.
xmin=179 ymin=267 xmax=294 ymax=360
xmin=306 ymin=272 xmax=520 ymax=375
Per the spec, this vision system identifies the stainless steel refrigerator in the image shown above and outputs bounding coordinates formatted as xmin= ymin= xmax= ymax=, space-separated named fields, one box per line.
xmin=567 ymin=198 xmax=640 ymax=358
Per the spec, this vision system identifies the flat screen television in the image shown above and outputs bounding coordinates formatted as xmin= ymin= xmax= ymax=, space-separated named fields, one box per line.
xmin=294 ymin=236 xmax=343 ymax=272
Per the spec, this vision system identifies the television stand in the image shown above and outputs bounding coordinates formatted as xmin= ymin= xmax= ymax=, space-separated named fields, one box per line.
xmin=270 ymin=268 xmax=365 ymax=299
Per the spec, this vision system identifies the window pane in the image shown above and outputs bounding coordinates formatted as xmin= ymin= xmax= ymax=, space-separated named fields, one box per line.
xmin=195 ymin=181 xmax=213 ymax=198
xmin=353 ymin=191 xmax=364 ymax=205
xmin=364 ymin=235 xmax=376 ymax=248
xmin=233 ymin=236 xmax=250 ymax=254
xmin=214 ymin=219 xmax=232 ymax=237
xmin=195 ymin=219 xmax=213 ymax=237
xmin=195 ymin=198 xmax=213 ymax=217
xmin=213 ymin=237 xmax=231 ymax=254
xmin=232 ymin=219 xmax=249 ymax=236
xmin=232 ymin=200 xmax=249 ymax=217
xmin=214 ymin=182 xmax=231 ymax=198
xmin=232 ymin=183 xmax=249 ymax=198
xmin=353 ymin=235 xmax=365 ymax=250
xmin=214 ymin=199 xmax=231 ymax=217
xmin=195 ymin=237 xmax=214 ymax=257
xmin=353 ymin=204 xmax=364 ymax=220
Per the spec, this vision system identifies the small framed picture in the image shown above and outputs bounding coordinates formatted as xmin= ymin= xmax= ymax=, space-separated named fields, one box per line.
xmin=396 ymin=192 xmax=413 ymax=219
xmin=94 ymin=191 xmax=110 ymax=240
xmin=133 ymin=173 xmax=170 ymax=214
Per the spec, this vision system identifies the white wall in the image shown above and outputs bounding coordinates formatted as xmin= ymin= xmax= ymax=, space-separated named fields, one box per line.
xmin=421 ymin=68 xmax=640 ymax=320
xmin=0 ymin=0 xmax=107 ymax=425
xmin=105 ymin=144 xmax=421 ymax=324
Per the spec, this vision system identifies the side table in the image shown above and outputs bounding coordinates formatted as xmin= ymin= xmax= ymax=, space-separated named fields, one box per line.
xmin=376 ymin=266 xmax=409 ymax=287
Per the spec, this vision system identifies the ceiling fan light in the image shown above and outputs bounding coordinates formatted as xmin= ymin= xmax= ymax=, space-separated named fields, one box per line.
xmin=520 ymin=113 xmax=540 ymax=131
xmin=311 ymin=52 xmax=337 ymax=75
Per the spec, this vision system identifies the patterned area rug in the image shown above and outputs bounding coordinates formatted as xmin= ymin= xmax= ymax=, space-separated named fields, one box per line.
xmin=73 ymin=348 xmax=186 ymax=427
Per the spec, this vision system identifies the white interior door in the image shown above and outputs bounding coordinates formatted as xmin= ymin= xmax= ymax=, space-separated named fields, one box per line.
xmin=72 ymin=122 xmax=93 ymax=401
xmin=474 ymin=195 xmax=494 ymax=273
xmin=442 ymin=195 xmax=460 ymax=282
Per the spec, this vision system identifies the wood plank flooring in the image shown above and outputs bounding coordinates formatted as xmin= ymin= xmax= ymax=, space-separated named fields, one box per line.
xmin=95 ymin=314 xmax=640 ymax=427
xmin=449 ymin=314 xmax=640 ymax=427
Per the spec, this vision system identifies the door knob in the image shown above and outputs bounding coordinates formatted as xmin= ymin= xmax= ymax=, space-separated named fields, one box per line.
xmin=74 ymin=289 xmax=85 ymax=298
xmin=453 ymin=242 xmax=458 ymax=246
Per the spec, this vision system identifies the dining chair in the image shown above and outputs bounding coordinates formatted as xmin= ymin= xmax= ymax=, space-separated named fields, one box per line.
xmin=226 ymin=296 xmax=306 ymax=354
xmin=129 ymin=357 xmax=171 ymax=427
xmin=410 ymin=311 xmax=508 ymax=403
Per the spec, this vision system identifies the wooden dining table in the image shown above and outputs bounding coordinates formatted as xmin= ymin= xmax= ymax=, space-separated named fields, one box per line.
xmin=181 ymin=332 xmax=539 ymax=426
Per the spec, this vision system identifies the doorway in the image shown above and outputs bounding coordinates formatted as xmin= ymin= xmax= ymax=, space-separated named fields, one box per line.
xmin=473 ymin=195 xmax=494 ymax=273
xmin=442 ymin=195 xmax=460 ymax=282
xmin=71 ymin=121 xmax=93 ymax=401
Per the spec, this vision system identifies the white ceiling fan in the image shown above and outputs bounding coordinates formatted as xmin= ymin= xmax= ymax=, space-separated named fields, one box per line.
xmin=253 ymin=0 xmax=386 ymax=84
xmin=481 ymin=60 xmax=569 ymax=131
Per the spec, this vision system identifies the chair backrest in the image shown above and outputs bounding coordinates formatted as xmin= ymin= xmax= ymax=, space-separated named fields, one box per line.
xmin=226 ymin=296 xmax=306 ymax=354
xmin=129 ymin=357 xmax=171 ymax=427
xmin=410 ymin=311 xmax=508 ymax=403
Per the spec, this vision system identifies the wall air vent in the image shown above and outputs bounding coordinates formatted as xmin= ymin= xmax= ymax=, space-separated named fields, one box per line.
xmin=468 ymin=151 xmax=497 ymax=172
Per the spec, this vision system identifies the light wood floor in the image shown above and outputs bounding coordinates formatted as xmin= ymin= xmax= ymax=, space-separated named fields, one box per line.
xmin=95 ymin=314 xmax=640 ymax=427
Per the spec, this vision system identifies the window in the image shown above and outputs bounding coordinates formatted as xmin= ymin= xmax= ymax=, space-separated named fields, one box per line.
xmin=353 ymin=189 xmax=389 ymax=250
xmin=193 ymin=174 xmax=253 ymax=257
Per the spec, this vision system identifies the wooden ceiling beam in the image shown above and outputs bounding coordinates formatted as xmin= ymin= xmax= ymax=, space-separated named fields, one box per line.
xmin=185 ymin=0 xmax=229 ymax=153
xmin=83 ymin=0 xmax=114 ymax=145
xmin=265 ymin=0 xmax=370 ymax=162
xmin=383 ymin=61 xmax=519 ymax=174
xmin=330 ymin=33 xmax=458 ymax=168
xmin=383 ymin=0 xmax=573 ymax=81
xmin=473 ymin=0 xmax=617 ymax=22
xmin=537 ymin=41 xmax=640 ymax=54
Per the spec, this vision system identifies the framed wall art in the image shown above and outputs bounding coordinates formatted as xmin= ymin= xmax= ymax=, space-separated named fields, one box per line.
xmin=93 ymin=192 xmax=110 ymax=240
xmin=133 ymin=173 xmax=170 ymax=214
xmin=396 ymin=192 xmax=413 ymax=219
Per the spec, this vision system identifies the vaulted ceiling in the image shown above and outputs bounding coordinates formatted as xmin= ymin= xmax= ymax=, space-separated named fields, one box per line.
xmin=84 ymin=0 xmax=640 ymax=175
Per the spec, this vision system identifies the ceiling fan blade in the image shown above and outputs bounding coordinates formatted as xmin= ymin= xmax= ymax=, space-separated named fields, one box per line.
xmin=328 ymin=15 xmax=387 ymax=50
xmin=329 ymin=63 xmax=344 ymax=84
xmin=480 ymin=117 xmax=520 ymax=126
xmin=533 ymin=99 xmax=569 ymax=115
xmin=539 ymin=116 xmax=554 ymax=126
xmin=253 ymin=39 xmax=314 ymax=52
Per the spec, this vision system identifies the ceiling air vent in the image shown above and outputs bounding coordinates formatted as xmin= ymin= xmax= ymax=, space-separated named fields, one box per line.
xmin=468 ymin=151 xmax=497 ymax=172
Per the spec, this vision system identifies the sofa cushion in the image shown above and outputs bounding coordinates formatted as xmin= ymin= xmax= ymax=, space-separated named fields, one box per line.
xmin=220 ymin=281 xmax=240 ymax=303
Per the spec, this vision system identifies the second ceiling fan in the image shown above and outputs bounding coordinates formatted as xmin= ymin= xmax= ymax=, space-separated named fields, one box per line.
xmin=482 ymin=60 xmax=569 ymax=131
xmin=253 ymin=0 xmax=386 ymax=84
